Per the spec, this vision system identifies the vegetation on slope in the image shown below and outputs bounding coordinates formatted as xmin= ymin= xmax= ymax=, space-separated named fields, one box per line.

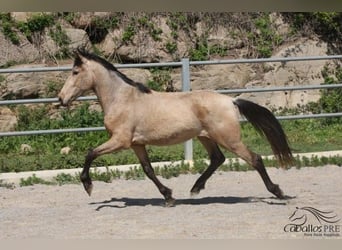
xmin=0 ymin=12 xmax=341 ymax=176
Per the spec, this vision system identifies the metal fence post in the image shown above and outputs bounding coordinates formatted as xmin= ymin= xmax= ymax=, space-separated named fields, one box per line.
xmin=181 ymin=58 xmax=193 ymax=162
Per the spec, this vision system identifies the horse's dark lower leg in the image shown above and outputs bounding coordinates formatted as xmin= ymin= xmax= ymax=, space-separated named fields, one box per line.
xmin=220 ymin=140 xmax=284 ymax=199
xmin=191 ymin=137 xmax=225 ymax=195
xmin=80 ymin=149 xmax=98 ymax=196
xmin=79 ymin=137 xmax=127 ymax=196
xmin=142 ymin=163 xmax=175 ymax=206
xmin=132 ymin=145 xmax=175 ymax=206
xmin=252 ymin=154 xmax=284 ymax=199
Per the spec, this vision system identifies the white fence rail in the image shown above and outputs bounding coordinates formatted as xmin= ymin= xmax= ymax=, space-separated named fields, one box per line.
xmin=1 ymin=55 xmax=342 ymax=161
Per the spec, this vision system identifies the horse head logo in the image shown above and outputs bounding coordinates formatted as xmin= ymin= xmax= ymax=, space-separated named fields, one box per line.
xmin=289 ymin=207 xmax=340 ymax=226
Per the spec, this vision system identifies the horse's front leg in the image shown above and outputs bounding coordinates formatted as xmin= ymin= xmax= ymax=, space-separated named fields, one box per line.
xmin=132 ymin=145 xmax=175 ymax=207
xmin=80 ymin=137 xmax=128 ymax=196
xmin=81 ymin=149 xmax=97 ymax=196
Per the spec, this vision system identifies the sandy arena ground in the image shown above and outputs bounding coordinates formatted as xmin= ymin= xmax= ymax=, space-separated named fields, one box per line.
xmin=0 ymin=165 xmax=341 ymax=239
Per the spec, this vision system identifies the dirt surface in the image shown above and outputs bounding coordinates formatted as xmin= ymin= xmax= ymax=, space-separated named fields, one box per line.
xmin=0 ymin=165 xmax=341 ymax=239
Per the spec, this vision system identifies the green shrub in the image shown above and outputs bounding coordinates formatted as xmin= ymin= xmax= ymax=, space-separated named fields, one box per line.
xmin=49 ymin=24 xmax=71 ymax=58
xmin=165 ymin=41 xmax=177 ymax=54
xmin=189 ymin=42 xmax=209 ymax=61
xmin=0 ymin=13 xmax=20 ymax=45
xmin=124 ymin=166 xmax=145 ymax=180
xmin=285 ymin=12 xmax=342 ymax=41
xmin=20 ymin=174 xmax=54 ymax=186
xmin=249 ymin=13 xmax=283 ymax=58
xmin=122 ymin=24 xmax=136 ymax=43
xmin=17 ymin=13 xmax=55 ymax=42
xmin=90 ymin=167 xmax=114 ymax=183
xmin=54 ymin=173 xmax=79 ymax=185
xmin=1 ymin=113 xmax=341 ymax=173
xmin=319 ymin=65 xmax=342 ymax=124
xmin=12 ymin=154 xmax=341 ymax=187
xmin=147 ymin=68 xmax=174 ymax=92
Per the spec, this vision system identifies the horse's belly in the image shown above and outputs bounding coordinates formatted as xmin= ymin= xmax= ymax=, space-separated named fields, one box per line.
xmin=131 ymin=99 xmax=204 ymax=145
xmin=151 ymin=130 xmax=199 ymax=146
xmin=132 ymin=126 xmax=201 ymax=146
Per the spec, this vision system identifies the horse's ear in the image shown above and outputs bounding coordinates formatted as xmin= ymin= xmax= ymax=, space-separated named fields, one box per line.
xmin=73 ymin=48 xmax=88 ymax=67
xmin=74 ymin=52 xmax=83 ymax=67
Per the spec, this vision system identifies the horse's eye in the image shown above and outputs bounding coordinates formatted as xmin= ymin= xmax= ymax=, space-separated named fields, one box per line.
xmin=72 ymin=71 xmax=79 ymax=75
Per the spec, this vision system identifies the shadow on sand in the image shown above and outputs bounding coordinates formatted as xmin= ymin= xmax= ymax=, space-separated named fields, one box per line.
xmin=90 ymin=195 xmax=295 ymax=211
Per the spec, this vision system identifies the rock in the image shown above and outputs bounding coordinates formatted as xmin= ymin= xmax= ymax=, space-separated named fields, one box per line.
xmin=64 ymin=28 xmax=90 ymax=51
xmin=115 ymin=38 xmax=173 ymax=63
xmin=11 ymin=12 xmax=32 ymax=22
xmin=120 ymin=68 xmax=151 ymax=84
xmin=11 ymin=12 xmax=52 ymax=23
xmin=269 ymin=13 xmax=290 ymax=37
xmin=0 ymin=32 xmax=40 ymax=67
xmin=60 ymin=146 xmax=71 ymax=155
xmin=1 ymin=63 xmax=70 ymax=99
xmin=20 ymin=144 xmax=32 ymax=153
xmin=190 ymin=64 xmax=255 ymax=91
xmin=41 ymin=34 xmax=59 ymax=56
xmin=41 ymin=28 xmax=90 ymax=57
xmin=69 ymin=12 xmax=111 ymax=28
xmin=197 ymin=22 xmax=244 ymax=52
xmin=0 ymin=13 xmax=335 ymax=112
xmin=170 ymin=64 xmax=255 ymax=92
xmin=88 ymin=104 xmax=102 ymax=113
xmin=99 ymin=16 xmax=182 ymax=62
xmin=0 ymin=107 xmax=17 ymax=132
xmin=240 ymin=38 xmax=328 ymax=108
xmin=5 ymin=81 xmax=42 ymax=99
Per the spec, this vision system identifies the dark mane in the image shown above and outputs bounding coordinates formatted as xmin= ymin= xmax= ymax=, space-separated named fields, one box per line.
xmin=75 ymin=48 xmax=151 ymax=94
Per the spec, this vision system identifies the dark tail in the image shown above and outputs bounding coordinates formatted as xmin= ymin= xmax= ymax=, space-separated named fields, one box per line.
xmin=233 ymin=98 xmax=294 ymax=167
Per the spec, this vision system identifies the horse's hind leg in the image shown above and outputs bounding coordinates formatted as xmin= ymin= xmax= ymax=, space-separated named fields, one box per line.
xmin=190 ymin=136 xmax=225 ymax=195
xmin=132 ymin=145 xmax=175 ymax=207
xmin=221 ymin=140 xmax=285 ymax=199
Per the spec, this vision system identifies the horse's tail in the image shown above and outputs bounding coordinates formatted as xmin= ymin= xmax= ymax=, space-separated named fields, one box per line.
xmin=233 ymin=98 xmax=294 ymax=167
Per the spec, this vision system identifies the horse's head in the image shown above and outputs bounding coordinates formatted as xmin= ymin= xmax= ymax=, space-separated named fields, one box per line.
xmin=58 ymin=49 xmax=95 ymax=107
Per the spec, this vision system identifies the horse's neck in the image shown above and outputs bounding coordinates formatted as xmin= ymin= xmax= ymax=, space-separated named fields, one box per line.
xmin=93 ymin=70 xmax=133 ymax=115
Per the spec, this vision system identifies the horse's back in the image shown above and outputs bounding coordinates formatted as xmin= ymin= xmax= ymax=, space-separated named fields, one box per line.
xmin=131 ymin=90 xmax=239 ymax=146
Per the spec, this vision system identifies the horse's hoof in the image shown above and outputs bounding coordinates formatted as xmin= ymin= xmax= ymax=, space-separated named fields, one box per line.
xmin=190 ymin=184 xmax=204 ymax=196
xmin=190 ymin=189 xmax=200 ymax=197
xmin=272 ymin=185 xmax=285 ymax=199
xmin=82 ymin=182 xmax=93 ymax=196
xmin=277 ymin=192 xmax=285 ymax=200
xmin=164 ymin=198 xmax=176 ymax=207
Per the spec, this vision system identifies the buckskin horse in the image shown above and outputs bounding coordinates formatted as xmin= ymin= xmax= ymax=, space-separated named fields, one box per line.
xmin=58 ymin=49 xmax=293 ymax=206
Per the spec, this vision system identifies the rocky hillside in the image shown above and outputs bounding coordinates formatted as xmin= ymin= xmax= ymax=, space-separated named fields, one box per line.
xmin=1 ymin=12 xmax=342 ymax=132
